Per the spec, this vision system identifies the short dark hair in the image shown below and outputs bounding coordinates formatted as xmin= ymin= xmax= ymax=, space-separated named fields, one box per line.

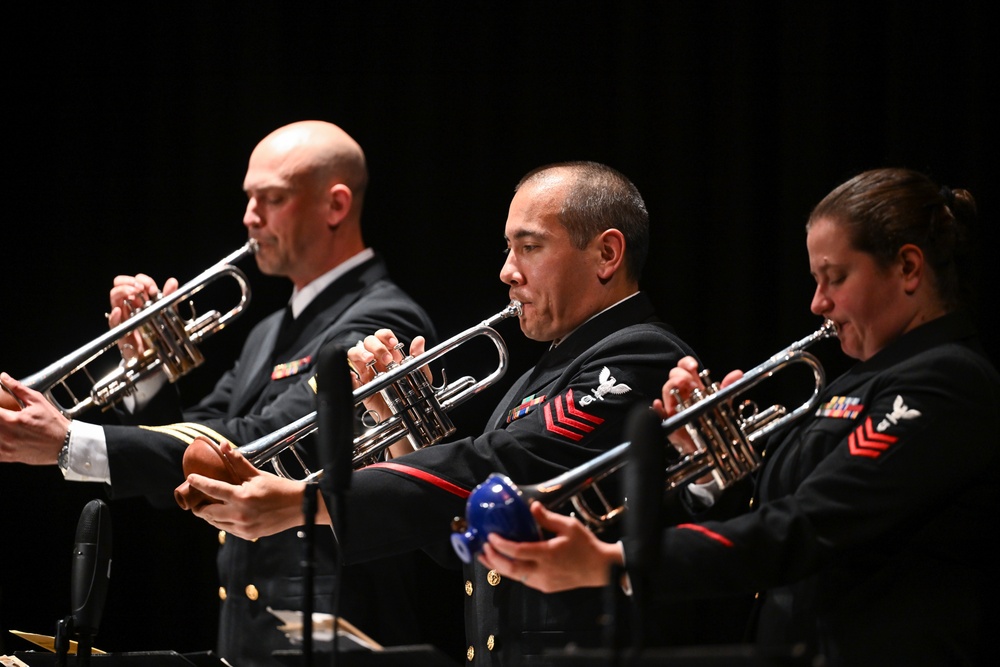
xmin=807 ymin=167 xmax=978 ymax=311
xmin=516 ymin=161 xmax=649 ymax=282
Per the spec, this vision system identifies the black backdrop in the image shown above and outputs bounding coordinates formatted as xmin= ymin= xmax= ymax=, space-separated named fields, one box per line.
xmin=2 ymin=0 xmax=996 ymax=659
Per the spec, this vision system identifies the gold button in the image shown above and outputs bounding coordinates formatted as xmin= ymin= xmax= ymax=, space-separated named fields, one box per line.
xmin=487 ymin=635 xmax=496 ymax=651
xmin=487 ymin=569 xmax=501 ymax=586
xmin=245 ymin=584 xmax=259 ymax=601
xmin=218 ymin=587 xmax=227 ymax=601
xmin=465 ymin=580 xmax=473 ymax=596
xmin=466 ymin=646 xmax=474 ymax=662
xmin=218 ymin=531 xmax=226 ymax=545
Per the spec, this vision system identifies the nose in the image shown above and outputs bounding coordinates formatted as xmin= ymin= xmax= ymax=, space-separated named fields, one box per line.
xmin=499 ymin=251 xmax=522 ymax=286
xmin=810 ymin=285 xmax=831 ymax=316
xmin=243 ymin=198 xmax=260 ymax=228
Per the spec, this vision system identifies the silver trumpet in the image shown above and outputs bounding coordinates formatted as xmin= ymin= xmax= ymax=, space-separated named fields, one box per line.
xmin=450 ymin=320 xmax=836 ymax=561
xmin=1 ymin=241 xmax=257 ymax=417
xmin=239 ymin=300 xmax=522 ymax=479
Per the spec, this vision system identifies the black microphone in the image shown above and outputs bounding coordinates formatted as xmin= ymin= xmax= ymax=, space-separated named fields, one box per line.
xmin=623 ymin=405 xmax=666 ymax=650
xmin=317 ymin=342 xmax=355 ymax=499
xmin=68 ymin=498 xmax=112 ymax=665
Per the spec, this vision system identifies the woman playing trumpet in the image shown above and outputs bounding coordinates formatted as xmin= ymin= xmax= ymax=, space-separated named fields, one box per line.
xmin=478 ymin=168 xmax=1000 ymax=665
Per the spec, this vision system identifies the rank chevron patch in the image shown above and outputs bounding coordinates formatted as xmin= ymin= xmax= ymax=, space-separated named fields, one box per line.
xmin=543 ymin=389 xmax=605 ymax=441
xmin=848 ymin=416 xmax=898 ymax=458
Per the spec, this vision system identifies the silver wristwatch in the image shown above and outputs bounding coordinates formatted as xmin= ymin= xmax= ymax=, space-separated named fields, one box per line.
xmin=57 ymin=426 xmax=72 ymax=472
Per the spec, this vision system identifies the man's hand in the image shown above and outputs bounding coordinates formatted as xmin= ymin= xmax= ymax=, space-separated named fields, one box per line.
xmin=182 ymin=443 xmax=331 ymax=540
xmin=478 ymin=501 xmax=624 ymax=594
xmin=108 ymin=274 xmax=179 ymax=362
xmin=0 ymin=372 xmax=70 ymax=465
xmin=347 ymin=329 xmax=429 ymax=458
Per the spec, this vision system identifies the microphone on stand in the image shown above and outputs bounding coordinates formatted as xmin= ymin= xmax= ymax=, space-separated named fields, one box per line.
xmin=315 ymin=342 xmax=354 ymax=664
xmin=57 ymin=498 xmax=112 ymax=667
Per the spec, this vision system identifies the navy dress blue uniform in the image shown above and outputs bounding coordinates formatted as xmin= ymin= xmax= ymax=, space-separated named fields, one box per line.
xmin=326 ymin=292 xmax=698 ymax=666
xmin=626 ymin=312 xmax=1000 ymax=666
xmin=101 ymin=254 xmax=445 ymax=667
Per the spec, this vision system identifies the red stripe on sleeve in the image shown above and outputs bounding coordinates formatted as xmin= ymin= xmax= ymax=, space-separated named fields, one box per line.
xmin=367 ymin=461 xmax=472 ymax=499
xmin=677 ymin=523 xmax=735 ymax=547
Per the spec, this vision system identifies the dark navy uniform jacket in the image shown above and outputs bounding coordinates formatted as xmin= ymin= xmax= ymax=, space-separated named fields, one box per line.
xmin=330 ymin=292 xmax=698 ymax=666
xmin=103 ymin=254 xmax=443 ymax=667
xmin=627 ymin=312 xmax=1000 ymax=666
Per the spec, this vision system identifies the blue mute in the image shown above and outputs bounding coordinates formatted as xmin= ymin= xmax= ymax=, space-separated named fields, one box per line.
xmin=451 ymin=473 xmax=542 ymax=563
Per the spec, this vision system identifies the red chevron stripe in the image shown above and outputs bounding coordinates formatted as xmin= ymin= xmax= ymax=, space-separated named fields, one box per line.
xmin=848 ymin=417 xmax=898 ymax=458
xmin=848 ymin=431 xmax=880 ymax=458
xmin=677 ymin=523 xmax=734 ymax=547
xmin=554 ymin=396 xmax=597 ymax=433
xmin=564 ymin=390 xmax=605 ymax=424
xmin=366 ymin=462 xmax=471 ymax=498
xmin=861 ymin=417 xmax=896 ymax=443
xmin=544 ymin=403 xmax=584 ymax=441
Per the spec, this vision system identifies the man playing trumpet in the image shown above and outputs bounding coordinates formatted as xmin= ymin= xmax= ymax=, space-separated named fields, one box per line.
xmin=176 ymin=161 xmax=701 ymax=666
xmin=0 ymin=121 xmax=444 ymax=666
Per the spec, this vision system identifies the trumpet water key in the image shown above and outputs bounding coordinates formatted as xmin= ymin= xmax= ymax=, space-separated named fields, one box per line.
xmin=450 ymin=320 xmax=837 ymax=563
xmin=1 ymin=242 xmax=257 ymax=417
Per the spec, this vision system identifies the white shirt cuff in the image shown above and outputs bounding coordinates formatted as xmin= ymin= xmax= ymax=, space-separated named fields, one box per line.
xmin=686 ymin=475 xmax=722 ymax=508
xmin=61 ymin=421 xmax=112 ymax=483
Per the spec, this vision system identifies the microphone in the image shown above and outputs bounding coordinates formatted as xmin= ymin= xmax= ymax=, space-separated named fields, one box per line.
xmin=65 ymin=498 xmax=112 ymax=666
xmin=72 ymin=499 xmax=112 ymax=634
xmin=317 ymin=342 xmax=355 ymax=499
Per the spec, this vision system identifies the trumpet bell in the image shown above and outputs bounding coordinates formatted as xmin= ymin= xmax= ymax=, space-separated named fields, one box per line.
xmin=450 ymin=473 xmax=541 ymax=564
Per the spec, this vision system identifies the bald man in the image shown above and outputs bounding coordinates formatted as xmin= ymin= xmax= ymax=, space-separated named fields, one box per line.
xmin=0 ymin=121 xmax=444 ymax=666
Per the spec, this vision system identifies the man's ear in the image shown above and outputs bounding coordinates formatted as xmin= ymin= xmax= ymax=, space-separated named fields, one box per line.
xmin=595 ymin=228 xmax=626 ymax=281
xmin=327 ymin=183 xmax=353 ymax=229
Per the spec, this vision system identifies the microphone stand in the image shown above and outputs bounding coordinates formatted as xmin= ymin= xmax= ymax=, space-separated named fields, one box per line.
xmin=301 ymin=483 xmax=319 ymax=667
xmin=330 ymin=488 xmax=348 ymax=667
xmin=54 ymin=616 xmax=71 ymax=667
xmin=622 ymin=405 xmax=667 ymax=665
xmin=316 ymin=343 xmax=355 ymax=667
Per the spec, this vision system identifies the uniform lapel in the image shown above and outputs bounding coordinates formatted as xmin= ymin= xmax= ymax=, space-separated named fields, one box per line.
xmin=228 ymin=256 xmax=390 ymax=416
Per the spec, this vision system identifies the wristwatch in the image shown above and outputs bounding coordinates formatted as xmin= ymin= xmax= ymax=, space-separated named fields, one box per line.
xmin=57 ymin=426 xmax=72 ymax=472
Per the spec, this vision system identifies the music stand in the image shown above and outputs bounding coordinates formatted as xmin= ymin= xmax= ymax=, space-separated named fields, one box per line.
xmin=545 ymin=643 xmax=814 ymax=666
xmin=12 ymin=651 xmax=230 ymax=667
xmin=274 ymin=645 xmax=457 ymax=667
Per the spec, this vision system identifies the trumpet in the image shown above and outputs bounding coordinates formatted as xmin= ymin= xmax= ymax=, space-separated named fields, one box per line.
xmin=450 ymin=320 xmax=837 ymax=563
xmin=173 ymin=301 xmax=522 ymax=509
xmin=1 ymin=242 xmax=256 ymax=417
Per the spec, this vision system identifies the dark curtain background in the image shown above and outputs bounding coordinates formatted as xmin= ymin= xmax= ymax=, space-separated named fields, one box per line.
xmin=2 ymin=0 xmax=996 ymax=660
